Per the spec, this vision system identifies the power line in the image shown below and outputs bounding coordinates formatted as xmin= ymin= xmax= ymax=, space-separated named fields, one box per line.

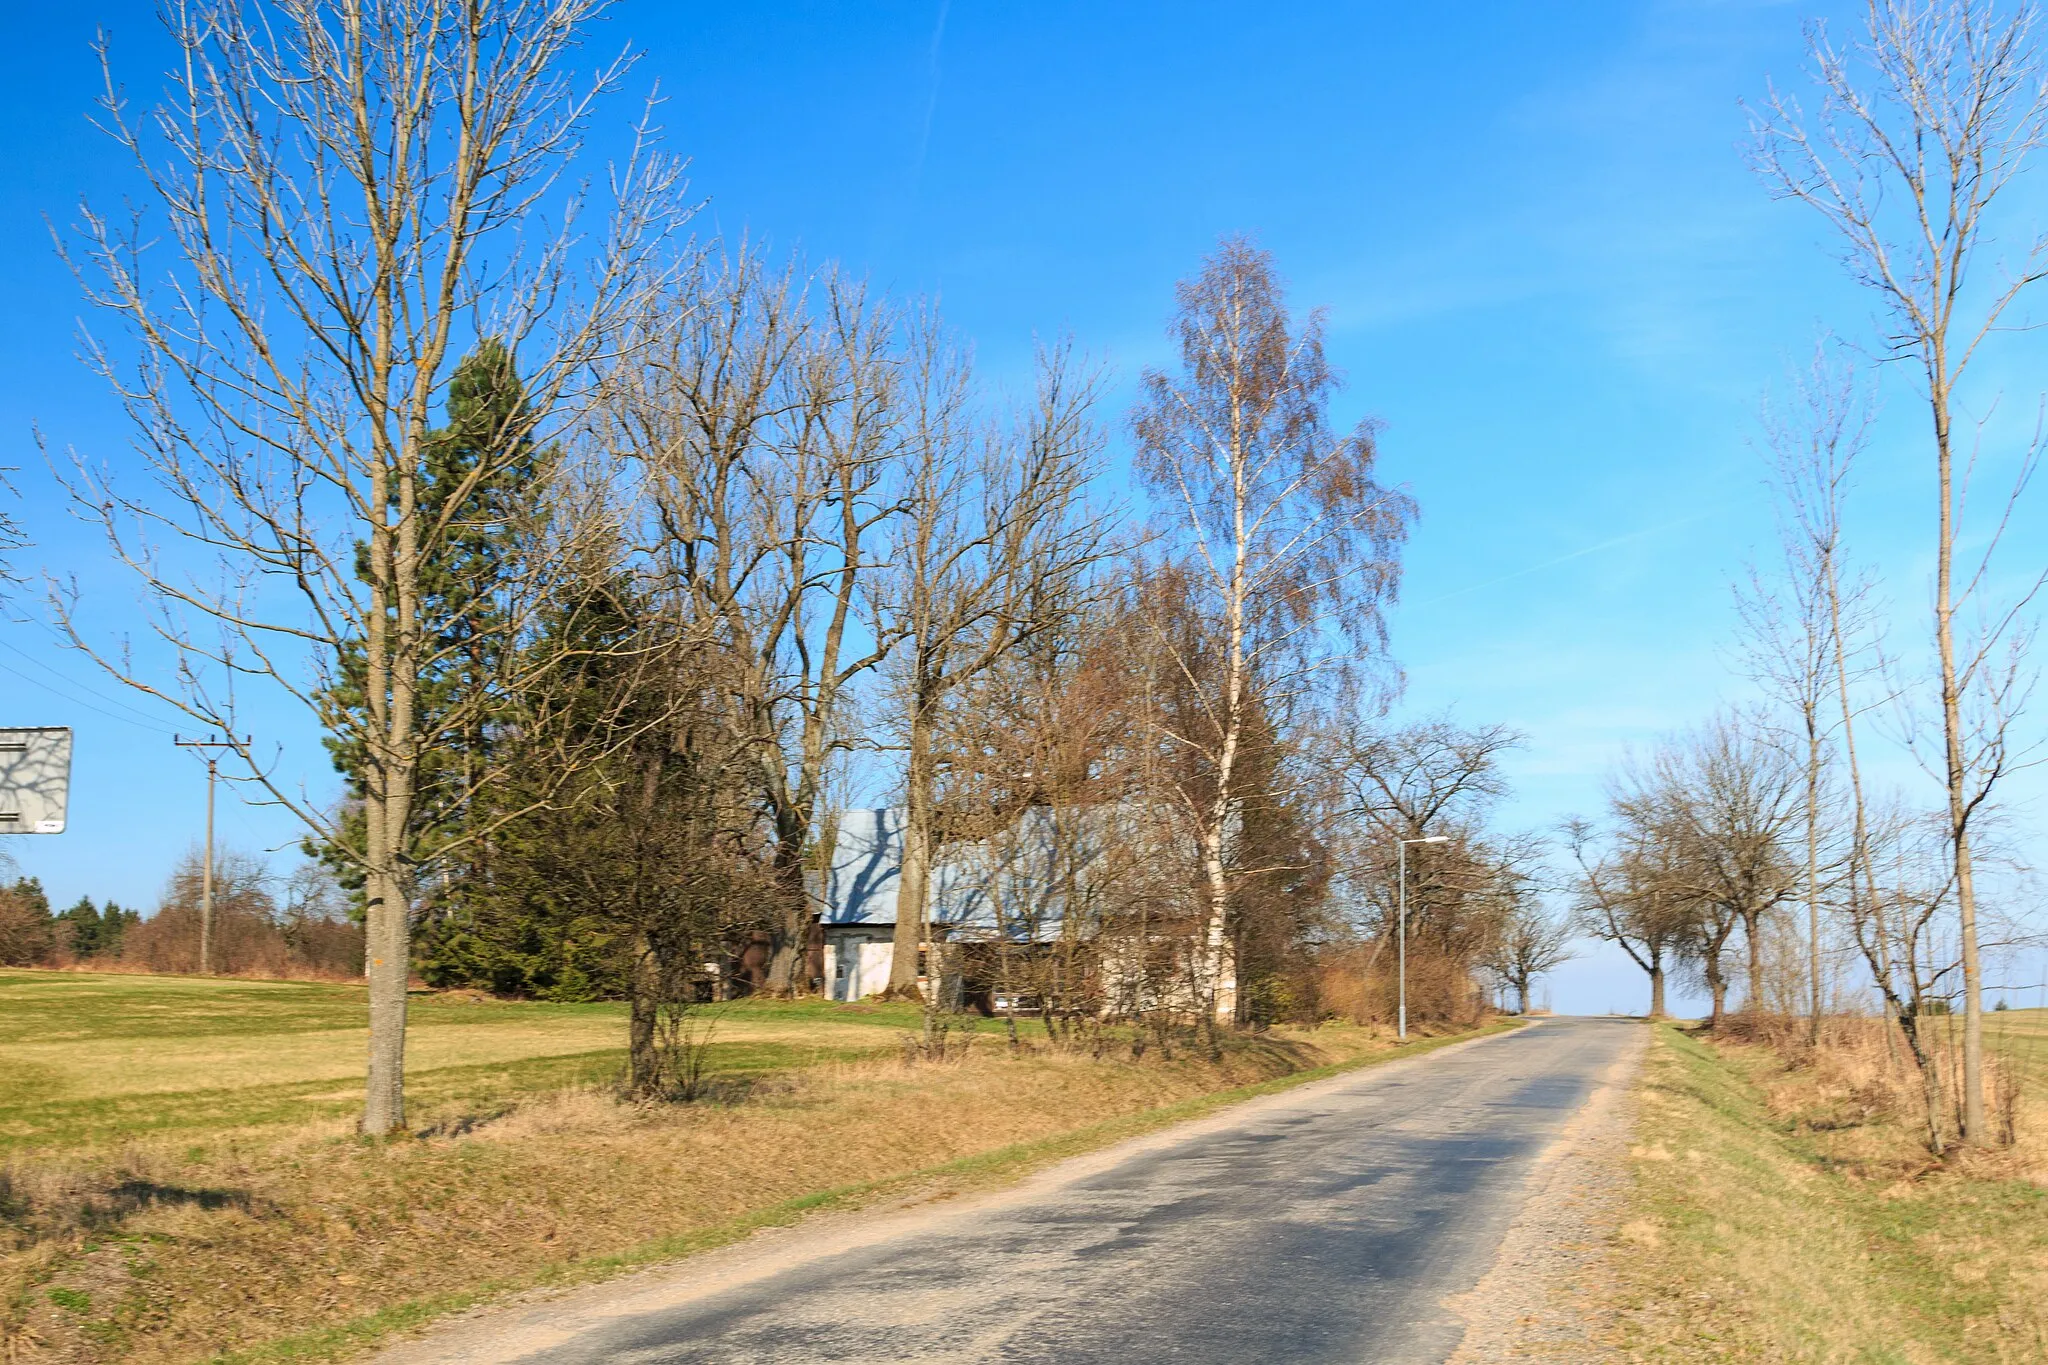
xmin=0 ymin=637 xmax=182 ymax=734
xmin=0 ymin=657 xmax=179 ymax=736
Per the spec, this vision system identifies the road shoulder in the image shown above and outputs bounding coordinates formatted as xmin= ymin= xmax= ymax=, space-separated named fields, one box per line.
xmin=1447 ymin=1020 xmax=1649 ymax=1363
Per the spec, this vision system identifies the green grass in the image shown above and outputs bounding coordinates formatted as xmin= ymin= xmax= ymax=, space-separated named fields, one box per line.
xmin=0 ymin=970 xmax=969 ymax=1152
xmin=1616 ymin=1022 xmax=2048 ymax=1362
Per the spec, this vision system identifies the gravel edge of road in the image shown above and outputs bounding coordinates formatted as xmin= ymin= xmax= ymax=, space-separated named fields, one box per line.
xmin=1445 ymin=1020 xmax=1649 ymax=1364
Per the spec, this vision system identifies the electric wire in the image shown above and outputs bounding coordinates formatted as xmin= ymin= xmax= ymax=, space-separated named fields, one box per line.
xmin=0 ymin=656 xmax=179 ymax=735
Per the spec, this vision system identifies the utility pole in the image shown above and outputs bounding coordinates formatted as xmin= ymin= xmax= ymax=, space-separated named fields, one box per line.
xmin=174 ymin=735 xmax=241 ymax=975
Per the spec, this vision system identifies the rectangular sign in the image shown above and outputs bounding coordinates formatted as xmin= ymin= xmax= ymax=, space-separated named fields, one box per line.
xmin=0 ymin=727 xmax=73 ymax=834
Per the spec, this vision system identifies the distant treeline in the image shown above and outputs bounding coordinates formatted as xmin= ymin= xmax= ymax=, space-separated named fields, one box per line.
xmin=0 ymin=853 xmax=363 ymax=979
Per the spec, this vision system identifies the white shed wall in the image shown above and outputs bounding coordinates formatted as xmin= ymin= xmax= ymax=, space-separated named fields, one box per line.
xmin=826 ymin=934 xmax=896 ymax=1002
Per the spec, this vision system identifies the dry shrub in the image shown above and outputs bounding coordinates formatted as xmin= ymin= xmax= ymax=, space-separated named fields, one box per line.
xmin=1311 ymin=944 xmax=1489 ymax=1031
xmin=1712 ymin=1011 xmax=2032 ymax=1169
xmin=0 ymin=890 xmax=55 ymax=968
xmin=117 ymin=902 xmax=363 ymax=979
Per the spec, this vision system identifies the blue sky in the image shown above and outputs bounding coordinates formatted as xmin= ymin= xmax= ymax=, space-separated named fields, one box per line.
xmin=3 ymin=0 xmax=2044 ymax=1014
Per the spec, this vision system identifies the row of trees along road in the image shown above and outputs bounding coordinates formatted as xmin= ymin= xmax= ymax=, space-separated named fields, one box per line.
xmin=42 ymin=0 xmax=1566 ymax=1136
xmin=1571 ymin=0 xmax=2048 ymax=1151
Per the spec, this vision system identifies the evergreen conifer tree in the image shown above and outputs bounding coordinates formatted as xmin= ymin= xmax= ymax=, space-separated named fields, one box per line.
xmin=314 ymin=339 xmax=541 ymax=966
xmin=55 ymin=897 xmax=104 ymax=957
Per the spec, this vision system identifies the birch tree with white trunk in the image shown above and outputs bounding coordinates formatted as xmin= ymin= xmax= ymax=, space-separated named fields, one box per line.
xmin=1131 ymin=236 xmax=1413 ymax=1023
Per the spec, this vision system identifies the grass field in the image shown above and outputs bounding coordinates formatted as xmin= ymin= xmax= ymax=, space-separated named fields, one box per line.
xmin=1987 ymin=1004 xmax=2048 ymax=1088
xmin=0 ymin=970 xmax=958 ymax=1151
xmin=0 ymin=968 xmax=1488 ymax=1364
xmin=1604 ymin=1016 xmax=2048 ymax=1362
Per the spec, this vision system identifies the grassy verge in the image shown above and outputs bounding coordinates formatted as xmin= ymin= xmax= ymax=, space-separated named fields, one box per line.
xmin=1607 ymin=1020 xmax=2048 ymax=1363
xmin=0 ymin=968 xmax=1515 ymax=1364
xmin=216 ymin=1021 xmax=1514 ymax=1365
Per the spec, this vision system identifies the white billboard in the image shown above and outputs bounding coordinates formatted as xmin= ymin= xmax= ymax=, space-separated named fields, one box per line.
xmin=0 ymin=727 xmax=73 ymax=834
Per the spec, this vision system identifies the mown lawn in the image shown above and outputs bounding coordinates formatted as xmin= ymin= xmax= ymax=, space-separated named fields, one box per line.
xmin=0 ymin=970 xmax=971 ymax=1152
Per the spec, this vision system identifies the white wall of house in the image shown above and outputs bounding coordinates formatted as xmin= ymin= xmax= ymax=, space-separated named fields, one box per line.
xmin=825 ymin=932 xmax=895 ymax=1002
xmin=1097 ymin=936 xmax=1239 ymax=1022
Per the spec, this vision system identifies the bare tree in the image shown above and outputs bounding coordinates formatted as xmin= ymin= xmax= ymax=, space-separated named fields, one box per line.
xmin=52 ymin=0 xmax=684 ymax=1133
xmin=1866 ymin=802 xmax=1972 ymax=1147
xmin=1325 ymin=718 xmax=1528 ymax=1022
xmin=1739 ymin=345 xmax=1879 ymax=1044
xmin=1743 ymin=348 xmax=1981 ymax=1148
xmin=1591 ymin=717 xmax=1801 ymax=1026
xmin=880 ymin=334 xmax=1110 ymax=999
xmin=933 ymin=581 xmax=1173 ymax=1033
xmin=1649 ymin=714 xmax=1804 ymax=1024
xmin=1132 ymin=236 xmax=1414 ymax=1022
xmin=1567 ymin=818 xmax=1694 ymax=1019
xmin=1750 ymin=0 xmax=2048 ymax=1142
xmin=522 ymin=619 xmax=768 ymax=1099
xmin=0 ymin=466 xmax=22 ymax=595
xmin=605 ymin=249 xmax=906 ymax=994
xmin=1336 ymin=716 xmax=1521 ymax=843
xmin=1481 ymin=869 xmax=1574 ymax=1015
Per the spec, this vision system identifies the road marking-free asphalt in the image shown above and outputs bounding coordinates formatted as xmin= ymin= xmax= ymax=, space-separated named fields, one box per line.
xmin=381 ymin=1017 xmax=1644 ymax=1365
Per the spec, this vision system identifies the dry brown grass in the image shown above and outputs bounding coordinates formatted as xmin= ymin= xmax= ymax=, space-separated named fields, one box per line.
xmin=1600 ymin=1021 xmax=2048 ymax=1363
xmin=1715 ymin=1010 xmax=2043 ymax=1168
xmin=0 ymin=1023 xmax=1413 ymax=1364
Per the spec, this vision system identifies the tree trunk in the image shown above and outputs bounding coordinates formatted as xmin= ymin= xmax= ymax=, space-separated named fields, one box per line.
xmin=1648 ymin=962 xmax=1666 ymax=1020
xmin=764 ymin=841 xmax=811 ymax=994
xmin=627 ymin=931 xmax=659 ymax=1096
xmin=1198 ymin=805 xmax=1232 ymax=1025
xmin=1953 ymin=824 xmax=1986 ymax=1139
xmin=360 ymin=385 xmax=424 ymax=1137
xmin=1930 ymin=378 xmax=1987 ymax=1143
xmin=1707 ymin=955 xmax=1727 ymax=1029
xmin=1195 ymin=449 xmax=1249 ymax=1031
xmin=1744 ymin=913 xmax=1765 ymax=1015
xmin=361 ymin=860 xmax=410 ymax=1136
xmin=887 ymin=683 xmax=936 ymax=999
xmin=765 ymin=920 xmax=806 ymax=992
xmin=1807 ymin=726 xmax=1822 ymax=1045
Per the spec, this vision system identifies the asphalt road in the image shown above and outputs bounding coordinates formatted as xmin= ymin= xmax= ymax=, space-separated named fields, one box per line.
xmin=396 ymin=1017 xmax=1641 ymax=1365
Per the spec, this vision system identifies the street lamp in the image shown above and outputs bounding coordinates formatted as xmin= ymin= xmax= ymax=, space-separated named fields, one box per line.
xmin=1397 ymin=835 xmax=1450 ymax=1040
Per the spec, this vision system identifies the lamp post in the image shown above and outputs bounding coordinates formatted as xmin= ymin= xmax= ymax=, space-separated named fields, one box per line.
xmin=1397 ymin=834 xmax=1450 ymax=1040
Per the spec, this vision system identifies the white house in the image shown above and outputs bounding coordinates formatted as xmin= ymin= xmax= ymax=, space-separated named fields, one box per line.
xmin=808 ymin=805 xmax=1235 ymax=1019
xmin=808 ymin=808 xmax=995 ymax=1002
